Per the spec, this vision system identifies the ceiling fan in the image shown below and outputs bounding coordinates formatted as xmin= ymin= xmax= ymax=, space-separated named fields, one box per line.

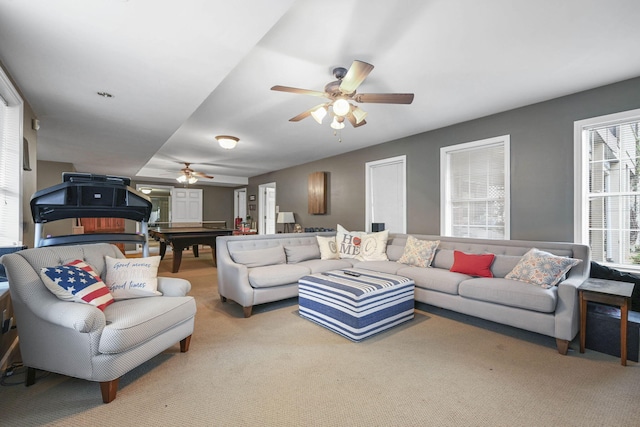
xmin=271 ymin=60 xmax=414 ymax=129
xmin=176 ymin=163 xmax=213 ymax=184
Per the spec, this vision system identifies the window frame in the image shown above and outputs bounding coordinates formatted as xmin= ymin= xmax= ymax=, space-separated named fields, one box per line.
xmin=574 ymin=107 xmax=640 ymax=271
xmin=440 ymin=135 xmax=511 ymax=240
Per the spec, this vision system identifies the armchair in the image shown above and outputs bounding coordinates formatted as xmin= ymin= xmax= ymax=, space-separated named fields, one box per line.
xmin=0 ymin=243 xmax=196 ymax=403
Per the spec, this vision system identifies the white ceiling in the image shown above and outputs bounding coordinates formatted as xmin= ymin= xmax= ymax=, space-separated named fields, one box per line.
xmin=2 ymin=0 xmax=640 ymax=187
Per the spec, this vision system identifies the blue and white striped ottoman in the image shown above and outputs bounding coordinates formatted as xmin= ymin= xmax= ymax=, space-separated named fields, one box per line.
xmin=298 ymin=269 xmax=415 ymax=341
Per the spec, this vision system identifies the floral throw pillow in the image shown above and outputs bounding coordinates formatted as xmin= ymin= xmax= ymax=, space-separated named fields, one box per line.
xmin=505 ymin=248 xmax=581 ymax=288
xmin=397 ymin=236 xmax=440 ymax=268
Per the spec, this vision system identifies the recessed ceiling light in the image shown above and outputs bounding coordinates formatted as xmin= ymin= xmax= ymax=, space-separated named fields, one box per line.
xmin=97 ymin=91 xmax=114 ymax=98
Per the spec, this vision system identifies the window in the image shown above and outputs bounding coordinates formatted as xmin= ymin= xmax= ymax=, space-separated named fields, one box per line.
xmin=441 ymin=135 xmax=510 ymax=239
xmin=575 ymin=108 xmax=640 ymax=270
xmin=0 ymin=67 xmax=24 ymax=246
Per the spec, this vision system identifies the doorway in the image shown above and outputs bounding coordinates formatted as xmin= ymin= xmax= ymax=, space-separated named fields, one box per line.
xmin=258 ymin=182 xmax=276 ymax=235
xmin=234 ymin=188 xmax=247 ymax=228
xmin=365 ymin=155 xmax=407 ymax=233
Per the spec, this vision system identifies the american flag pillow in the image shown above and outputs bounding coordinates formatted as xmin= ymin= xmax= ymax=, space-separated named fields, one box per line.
xmin=40 ymin=260 xmax=114 ymax=311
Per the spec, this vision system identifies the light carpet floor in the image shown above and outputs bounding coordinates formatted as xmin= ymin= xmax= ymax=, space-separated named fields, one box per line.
xmin=1 ymin=249 xmax=639 ymax=426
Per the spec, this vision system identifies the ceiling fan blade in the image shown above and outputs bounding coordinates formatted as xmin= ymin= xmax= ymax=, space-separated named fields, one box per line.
xmin=289 ymin=103 xmax=328 ymax=122
xmin=339 ymin=60 xmax=374 ymax=94
xmin=271 ymin=85 xmax=326 ymax=97
xmin=193 ymin=171 xmax=213 ymax=179
xmin=354 ymin=93 xmax=414 ymax=104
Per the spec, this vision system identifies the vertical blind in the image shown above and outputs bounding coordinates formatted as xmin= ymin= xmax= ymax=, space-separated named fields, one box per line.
xmin=0 ymin=91 xmax=22 ymax=246
xmin=446 ymin=142 xmax=506 ymax=239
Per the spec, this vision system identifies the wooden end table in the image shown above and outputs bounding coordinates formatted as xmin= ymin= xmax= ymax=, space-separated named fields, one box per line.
xmin=579 ymin=278 xmax=635 ymax=366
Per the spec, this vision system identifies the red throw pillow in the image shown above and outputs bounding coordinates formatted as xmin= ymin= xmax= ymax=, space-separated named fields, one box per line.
xmin=450 ymin=251 xmax=495 ymax=278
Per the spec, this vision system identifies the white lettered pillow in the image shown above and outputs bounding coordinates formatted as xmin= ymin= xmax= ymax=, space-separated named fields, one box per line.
xmin=336 ymin=224 xmax=363 ymax=259
xmin=104 ymin=256 xmax=162 ymax=299
xmin=357 ymin=230 xmax=390 ymax=261
xmin=317 ymin=235 xmax=339 ymax=260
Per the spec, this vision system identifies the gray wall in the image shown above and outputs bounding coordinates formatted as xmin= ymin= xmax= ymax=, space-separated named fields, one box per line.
xmin=249 ymin=76 xmax=640 ymax=242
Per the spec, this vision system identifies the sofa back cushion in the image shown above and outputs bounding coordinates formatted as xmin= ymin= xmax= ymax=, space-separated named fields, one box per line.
xmin=285 ymin=244 xmax=321 ymax=264
xmin=229 ymin=245 xmax=286 ymax=268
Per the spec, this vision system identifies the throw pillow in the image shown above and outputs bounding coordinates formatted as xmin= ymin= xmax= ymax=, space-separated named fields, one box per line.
xmin=397 ymin=236 xmax=440 ymax=268
xmin=356 ymin=230 xmax=390 ymax=261
xmin=505 ymin=248 xmax=581 ymax=288
xmin=284 ymin=244 xmax=321 ymax=263
xmin=104 ymin=255 xmax=162 ymax=299
xmin=336 ymin=224 xmax=363 ymax=259
xmin=317 ymin=236 xmax=339 ymax=260
xmin=40 ymin=260 xmax=114 ymax=311
xmin=450 ymin=251 xmax=495 ymax=278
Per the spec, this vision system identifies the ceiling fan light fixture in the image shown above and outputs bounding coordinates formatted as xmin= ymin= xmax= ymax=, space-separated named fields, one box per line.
xmin=176 ymin=175 xmax=187 ymax=183
xmin=188 ymin=176 xmax=198 ymax=184
xmin=352 ymin=106 xmax=368 ymax=124
xmin=310 ymin=106 xmax=327 ymax=124
xmin=332 ymin=98 xmax=350 ymax=117
xmin=216 ymin=135 xmax=239 ymax=150
xmin=330 ymin=116 xmax=345 ymax=130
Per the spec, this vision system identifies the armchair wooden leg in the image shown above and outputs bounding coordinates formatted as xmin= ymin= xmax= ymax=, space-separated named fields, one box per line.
xmin=556 ymin=338 xmax=569 ymax=355
xmin=243 ymin=306 xmax=253 ymax=318
xmin=100 ymin=378 xmax=119 ymax=403
xmin=180 ymin=335 xmax=192 ymax=353
xmin=25 ymin=367 xmax=36 ymax=386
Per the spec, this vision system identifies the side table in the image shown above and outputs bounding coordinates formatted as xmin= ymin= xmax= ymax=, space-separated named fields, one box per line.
xmin=579 ymin=278 xmax=635 ymax=366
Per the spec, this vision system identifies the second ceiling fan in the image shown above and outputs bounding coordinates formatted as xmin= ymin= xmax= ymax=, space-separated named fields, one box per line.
xmin=271 ymin=60 xmax=414 ymax=129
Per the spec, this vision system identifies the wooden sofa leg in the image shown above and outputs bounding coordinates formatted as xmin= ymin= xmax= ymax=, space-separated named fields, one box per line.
xmin=25 ymin=367 xmax=36 ymax=386
xmin=100 ymin=378 xmax=119 ymax=403
xmin=220 ymin=295 xmax=227 ymax=302
xmin=180 ymin=335 xmax=192 ymax=352
xmin=556 ymin=338 xmax=569 ymax=355
xmin=243 ymin=306 xmax=253 ymax=318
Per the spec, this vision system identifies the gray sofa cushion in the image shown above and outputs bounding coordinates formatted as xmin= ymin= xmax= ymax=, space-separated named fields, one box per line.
xmin=458 ymin=278 xmax=558 ymax=313
xmin=230 ymin=245 xmax=286 ymax=268
xmin=296 ymin=259 xmax=352 ymax=273
xmin=285 ymin=244 xmax=321 ymax=264
xmin=396 ymin=266 xmax=469 ymax=295
xmin=353 ymin=260 xmax=405 ymax=274
xmin=491 ymin=255 xmax=522 ymax=278
xmin=100 ymin=295 xmax=196 ymax=354
xmin=248 ymin=264 xmax=311 ymax=288
xmin=432 ymin=249 xmax=455 ymax=270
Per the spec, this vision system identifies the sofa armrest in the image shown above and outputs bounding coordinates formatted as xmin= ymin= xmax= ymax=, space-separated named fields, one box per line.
xmin=216 ymin=246 xmax=254 ymax=307
xmin=37 ymin=299 xmax=106 ymax=333
xmin=157 ymin=277 xmax=191 ymax=296
xmin=553 ymin=276 xmax=584 ymax=341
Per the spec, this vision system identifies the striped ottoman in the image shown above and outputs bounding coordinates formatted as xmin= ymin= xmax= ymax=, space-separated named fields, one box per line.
xmin=298 ymin=269 xmax=415 ymax=341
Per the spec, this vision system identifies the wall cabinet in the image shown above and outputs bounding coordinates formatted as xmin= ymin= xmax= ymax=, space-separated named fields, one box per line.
xmin=308 ymin=172 xmax=327 ymax=214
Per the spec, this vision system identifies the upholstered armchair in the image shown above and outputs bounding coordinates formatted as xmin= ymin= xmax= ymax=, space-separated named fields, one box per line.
xmin=0 ymin=243 xmax=196 ymax=403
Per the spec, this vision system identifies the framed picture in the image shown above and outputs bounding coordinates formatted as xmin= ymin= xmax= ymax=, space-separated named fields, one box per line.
xmin=249 ymin=195 xmax=256 ymax=201
xmin=249 ymin=204 xmax=256 ymax=211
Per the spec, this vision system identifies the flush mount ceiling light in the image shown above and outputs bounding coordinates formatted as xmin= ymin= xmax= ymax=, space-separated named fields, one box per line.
xmin=140 ymin=188 xmax=152 ymax=194
xmin=216 ymin=135 xmax=239 ymax=149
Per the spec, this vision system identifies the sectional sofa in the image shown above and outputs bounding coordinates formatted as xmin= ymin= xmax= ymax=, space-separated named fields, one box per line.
xmin=216 ymin=232 xmax=590 ymax=354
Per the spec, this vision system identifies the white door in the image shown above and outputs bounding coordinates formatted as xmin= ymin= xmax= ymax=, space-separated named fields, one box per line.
xmin=365 ymin=155 xmax=406 ymax=233
xmin=234 ymin=188 xmax=247 ymax=224
xmin=171 ymin=188 xmax=203 ymax=224
xmin=258 ymin=183 xmax=276 ymax=235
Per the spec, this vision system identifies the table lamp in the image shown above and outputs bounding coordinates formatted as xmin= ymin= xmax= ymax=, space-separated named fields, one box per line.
xmin=277 ymin=212 xmax=295 ymax=233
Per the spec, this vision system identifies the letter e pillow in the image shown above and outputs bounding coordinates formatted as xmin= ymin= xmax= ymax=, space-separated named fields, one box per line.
xmin=104 ymin=255 xmax=162 ymax=299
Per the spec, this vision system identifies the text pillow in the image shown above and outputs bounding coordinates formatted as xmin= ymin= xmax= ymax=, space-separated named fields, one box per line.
xmin=505 ymin=248 xmax=581 ymax=288
xmin=357 ymin=230 xmax=390 ymax=261
xmin=317 ymin=236 xmax=339 ymax=260
xmin=397 ymin=236 xmax=440 ymax=268
xmin=104 ymin=256 xmax=162 ymax=299
xmin=336 ymin=224 xmax=363 ymax=259
xmin=41 ymin=260 xmax=114 ymax=311
xmin=450 ymin=251 xmax=495 ymax=278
